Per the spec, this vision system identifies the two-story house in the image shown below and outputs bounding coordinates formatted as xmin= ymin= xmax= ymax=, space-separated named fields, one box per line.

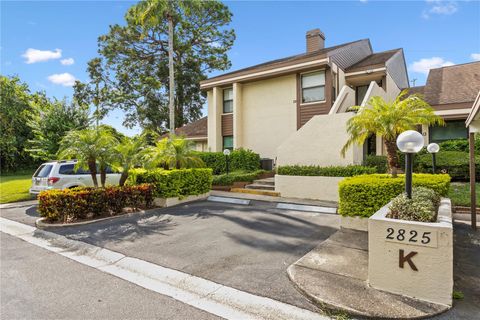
xmin=173 ymin=29 xmax=479 ymax=168
xmin=199 ymin=29 xmax=407 ymax=166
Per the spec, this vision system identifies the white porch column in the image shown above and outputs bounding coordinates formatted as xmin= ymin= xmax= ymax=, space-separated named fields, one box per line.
xmin=233 ymin=83 xmax=243 ymax=149
xmin=207 ymin=87 xmax=222 ymax=152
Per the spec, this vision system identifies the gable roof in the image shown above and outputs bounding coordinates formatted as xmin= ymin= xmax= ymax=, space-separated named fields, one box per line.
xmin=176 ymin=116 xmax=208 ymax=138
xmin=162 ymin=117 xmax=208 ymax=139
xmin=408 ymin=62 xmax=480 ymax=106
xmin=200 ymin=39 xmax=372 ymax=89
xmin=345 ymin=49 xmax=402 ymax=73
xmin=423 ymin=62 xmax=480 ymax=105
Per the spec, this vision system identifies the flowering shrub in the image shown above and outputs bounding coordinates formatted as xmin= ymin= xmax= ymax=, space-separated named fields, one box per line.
xmin=38 ymin=184 xmax=154 ymax=223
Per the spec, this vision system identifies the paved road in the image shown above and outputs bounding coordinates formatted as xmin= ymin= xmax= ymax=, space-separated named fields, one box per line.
xmin=2 ymin=199 xmax=478 ymax=319
xmin=45 ymin=200 xmax=340 ymax=312
xmin=0 ymin=232 xmax=220 ymax=320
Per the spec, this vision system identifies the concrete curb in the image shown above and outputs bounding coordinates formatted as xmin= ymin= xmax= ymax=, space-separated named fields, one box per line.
xmin=1 ymin=217 xmax=331 ymax=320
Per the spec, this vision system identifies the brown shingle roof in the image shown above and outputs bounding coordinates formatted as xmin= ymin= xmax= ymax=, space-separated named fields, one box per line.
xmin=345 ymin=49 xmax=401 ymax=72
xmin=200 ymin=39 xmax=369 ymax=86
xmin=174 ymin=117 xmax=208 ymax=138
xmin=406 ymin=86 xmax=425 ymax=96
xmin=422 ymin=62 xmax=480 ymax=105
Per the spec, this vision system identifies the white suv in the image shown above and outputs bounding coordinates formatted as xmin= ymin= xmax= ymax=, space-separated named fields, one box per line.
xmin=29 ymin=160 xmax=122 ymax=195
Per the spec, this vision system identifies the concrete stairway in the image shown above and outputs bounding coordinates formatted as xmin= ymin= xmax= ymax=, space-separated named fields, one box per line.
xmin=245 ymin=177 xmax=275 ymax=191
xmin=230 ymin=177 xmax=279 ymax=197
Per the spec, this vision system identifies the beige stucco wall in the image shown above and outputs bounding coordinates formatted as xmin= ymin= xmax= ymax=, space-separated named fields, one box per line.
xmin=276 ymin=112 xmax=362 ymax=166
xmin=368 ymin=199 xmax=453 ymax=306
xmin=385 ymin=71 xmax=402 ymax=103
xmin=240 ymin=75 xmax=297 ymax=159
xmin=207 ymin=88 xmax=222 ymax=152
xmin=275 ymin=175 xmax=343 ymax=202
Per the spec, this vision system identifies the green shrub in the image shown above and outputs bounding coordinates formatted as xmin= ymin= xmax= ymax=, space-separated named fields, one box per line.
xmin=37 ymin=184 xmax=154 ymax=223
xmin=338 ymin=173 xmax=450 ymax=217
xmin=363 ymin=155 xmax=388 ymax=173
xmin=277 ymin=165 xmax=376 ymax=177
xmin=194 ymin=149 xmax=260 ymax=174
xmin=212 ymin=170 xmax=267 ymax=186
xmin=130 ymin=168 xmax=212 ymax=198
xmin=388 ymin=187 xmax=440 ymax=222
xmin=416 ymin=151 xmax=480 ymax=181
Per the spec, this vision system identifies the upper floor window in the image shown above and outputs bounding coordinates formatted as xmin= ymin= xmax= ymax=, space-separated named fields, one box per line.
xmin=223 ymin=88 xmax=233 ymax=113
xmin=301 ymin=71 xmax=325 ymax=103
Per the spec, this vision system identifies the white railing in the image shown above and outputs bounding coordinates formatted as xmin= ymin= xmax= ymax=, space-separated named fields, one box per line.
xmin=329 ymin=85 xmax=355 ymax=115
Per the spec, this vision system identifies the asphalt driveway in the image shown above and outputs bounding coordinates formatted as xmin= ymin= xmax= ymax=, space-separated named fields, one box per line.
xmin=1 ymin=199 xmax=339 ymax=312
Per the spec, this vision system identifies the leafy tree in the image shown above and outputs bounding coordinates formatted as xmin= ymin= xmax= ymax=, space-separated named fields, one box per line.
xmin=113 ymin=135 xmax=146 ymax=186
xmin=27 ymin=95 xmax=90 ymax=161
xmin=0 ymin=76 xmax=35 ymax=171
xmin=58 ymin=127 xmax=119 ymax=187
xmin=143 ymin=135 xmax=204 ymax=169
xmin=73 ymin=58 xmax=113 ymax=127
xmin=341 ymin=91 xmax=444 ymax=177
xmin=81 ymin=0 xmax=234 ymax=133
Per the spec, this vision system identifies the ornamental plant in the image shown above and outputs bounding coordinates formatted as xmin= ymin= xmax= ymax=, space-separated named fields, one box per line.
xmin=341 ymin=90 xmax=444 ymax=177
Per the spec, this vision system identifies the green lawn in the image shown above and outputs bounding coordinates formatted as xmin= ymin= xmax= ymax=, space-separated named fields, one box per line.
xmin=448 ymin=182 xmax=480 ymax=207
xmin=0 ymin=174 xmax=34 ymax=204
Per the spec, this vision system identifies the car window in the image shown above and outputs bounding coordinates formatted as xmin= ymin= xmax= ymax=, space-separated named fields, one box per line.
xmin=34 ymin=164 xmax=53 ymax=177
xmin=59 ymin=164 xmax=90 ymax=175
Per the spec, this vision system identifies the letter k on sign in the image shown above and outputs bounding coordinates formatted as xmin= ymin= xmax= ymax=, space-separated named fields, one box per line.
xmin=399 ymin=249 xmax=418 ymax=271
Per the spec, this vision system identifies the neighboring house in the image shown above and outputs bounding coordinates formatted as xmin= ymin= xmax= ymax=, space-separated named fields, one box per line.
xmin=408 ymin=62 xmax=480 ymax=145
xmin=199 ymin=28 xmax=408 ymax=166
xmin=168 ymin=117 xmax=208 ymax=151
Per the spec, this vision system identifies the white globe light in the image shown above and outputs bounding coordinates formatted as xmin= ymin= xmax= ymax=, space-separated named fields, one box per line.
xmin=223 ymin=149 xmax=231 ymax=156
xmin=427 ymin=143 xmax=440 ymax=153
xmin=396 ymin=130 xmax=424 ymax=153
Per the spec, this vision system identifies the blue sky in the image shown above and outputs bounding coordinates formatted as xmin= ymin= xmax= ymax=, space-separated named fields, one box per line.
xmin=2 ymin=0 xmax=479 ymax=135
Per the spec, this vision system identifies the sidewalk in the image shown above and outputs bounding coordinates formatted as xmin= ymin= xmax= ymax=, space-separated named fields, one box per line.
xmin=210 ymin=190 xmax=338 ymax=208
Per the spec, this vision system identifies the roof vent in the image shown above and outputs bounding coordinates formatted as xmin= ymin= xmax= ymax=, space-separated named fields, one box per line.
xmin=306 ymin=29 xmax=325 ymax=53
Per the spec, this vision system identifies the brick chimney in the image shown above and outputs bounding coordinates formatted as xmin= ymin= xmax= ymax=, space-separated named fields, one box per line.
xmin=306 ymin=29 xmax=325 ymax=53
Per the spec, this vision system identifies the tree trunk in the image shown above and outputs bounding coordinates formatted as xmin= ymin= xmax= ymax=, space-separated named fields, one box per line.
xmin=100 ymin=164 xmax=107 ymax=188
xmin=88 ymin=159 xmax=98 ymax=188
xmin=168 ymin=14 xmax=175 ymax=135
xmin=384 ymin=139 xmax=399 ymax=177
xmin=119 ymin=170 xmax=128 ymax=187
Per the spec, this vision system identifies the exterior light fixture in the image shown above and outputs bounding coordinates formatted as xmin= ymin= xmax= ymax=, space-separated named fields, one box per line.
xmin=426 ymin=143 xmax=440 ymax=174
xmin=223 ymin=149 xmax=231 ymax=175
xmin=396 ymin=130 xmax=424 ymax=199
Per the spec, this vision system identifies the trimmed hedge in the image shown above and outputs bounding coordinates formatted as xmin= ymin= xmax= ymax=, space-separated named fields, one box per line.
xmin=212 ymin=170 xmax=266 ymax=186
xmin=194 ymin=149 xmax=260 ymax=174
xmin=416 ymin=151 xmax=479 ymax=181
xmin=38 ymin=184 xmax=154 ymax=223
xmin=277 ymin=165 xmax=376 ymax=177
xmin=338 ymin=173 xmax=450 ymax=217
xmin=130 ymin=168 xmax=212 ymax=198
xmin=363 ymin=155 xmax=388 ymax=173
xmin=439 ymin=138 xmax=480 ymax=153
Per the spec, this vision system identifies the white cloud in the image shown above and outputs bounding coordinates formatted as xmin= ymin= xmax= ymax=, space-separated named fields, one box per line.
xmin=471 ymin=53 xmax=480 ymax=61
xmin=60 ymin=58 xmax=75 ymax=65
xmin=359 ymin=0 xmax=368 ymax=3
xmin=422 ymin=1 xmax=458 ymax=19
xmin=410 ymin=57 xmax=454 ymax=74
xmin=22 ymin=48 xmax=62 ymax=64
xmin=47 ymin=73 xmax=76 ymax=86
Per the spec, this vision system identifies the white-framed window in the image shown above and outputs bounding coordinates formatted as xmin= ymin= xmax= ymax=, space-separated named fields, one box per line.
xmin=223 ymin=88 xmax=233 ymax=113
xmin=301 ymin=71 xmax=325 ymax=103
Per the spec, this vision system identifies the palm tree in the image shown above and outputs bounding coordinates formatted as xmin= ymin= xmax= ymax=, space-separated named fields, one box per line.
xmin=341 ymin=90 xmax=444 ymax=176
xmin=143 ymin=135 xmax=204 ymax=170
xmin=113 ymin=136 xmax=145 ymax=186
xmin=58 ymin=127 xmax=118 ymax=187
